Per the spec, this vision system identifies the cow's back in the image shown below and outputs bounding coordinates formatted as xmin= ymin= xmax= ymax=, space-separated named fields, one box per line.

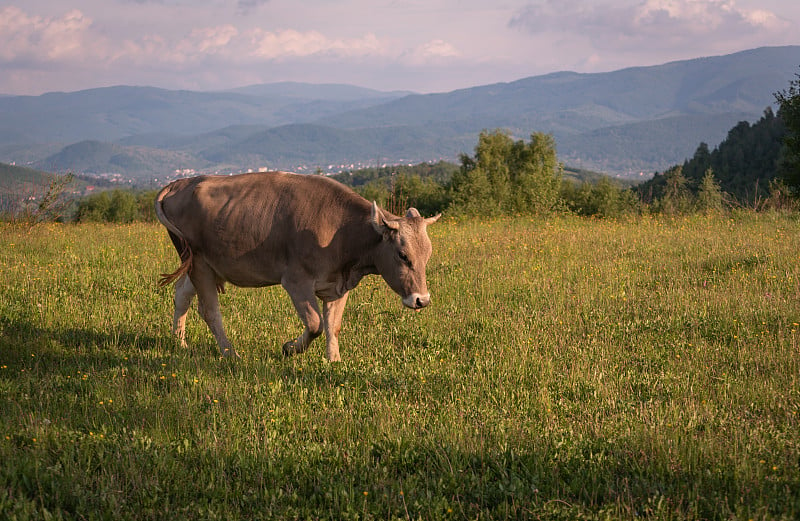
xmin=157 ymin=171 xmax=374 ymax=287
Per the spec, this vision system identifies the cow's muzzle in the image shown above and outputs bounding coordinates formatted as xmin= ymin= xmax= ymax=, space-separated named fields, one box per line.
xmin=403 ymin=293 xmax=431 ymax=310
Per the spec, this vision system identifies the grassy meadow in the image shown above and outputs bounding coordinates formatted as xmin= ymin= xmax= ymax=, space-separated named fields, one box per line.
xmin=1 ymin=213 xmax=799 ymax=520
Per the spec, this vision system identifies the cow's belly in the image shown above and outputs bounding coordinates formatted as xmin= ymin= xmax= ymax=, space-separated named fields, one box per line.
xmin=207 ymin=256 xmax=285 ymax=288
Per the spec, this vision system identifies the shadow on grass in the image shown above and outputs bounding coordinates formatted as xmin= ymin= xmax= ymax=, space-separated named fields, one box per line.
xmin=701 ymin=253 xmax=764 ymax=275
xmin=0 ymin=316 xmax=174 ymax=374
xmin=5 ymin=422 xmax=789 ymax=520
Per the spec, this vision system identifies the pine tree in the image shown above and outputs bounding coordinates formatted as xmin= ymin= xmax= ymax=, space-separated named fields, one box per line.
xmin=696 ymin=168 xmax=724 ymax=214
xmin=775 ymin=68 xmax=800 ymax=194
xmin=658 ymin=165 xmax=692 ymax=215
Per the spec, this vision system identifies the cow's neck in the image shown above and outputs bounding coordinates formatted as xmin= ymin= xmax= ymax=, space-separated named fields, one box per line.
xmin=350 ymin=219 xmax=382 ymax=277
xmin=327 ymin=217 xmax=380 ymax=297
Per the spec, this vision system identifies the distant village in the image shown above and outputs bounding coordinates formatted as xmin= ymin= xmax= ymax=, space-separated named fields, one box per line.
xmin=75 ymin=158 xmax=434 ymax=194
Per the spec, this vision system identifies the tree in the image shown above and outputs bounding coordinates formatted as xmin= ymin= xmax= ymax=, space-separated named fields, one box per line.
xmin=449 ymin=129 xmax=563 ymax=216
xmin=682 ymin=142 xmax=711 ymax=184
xmin=337 ymin=161 xmax=456 ymax=215
xmin=657 ymin=165 xmax=693 ymax=215
xmin=696 ymin=168 xmax=724 ymax=214
xmin=390 ymin=174 xmax=448 ymax=217
xmin=108 ymin=190 xmax=137 ymax=223
xmin=136 ymin=191 xmax=158 ymax=222
xmin=509 ymin=132 xmax=563 ymax=214
xmin=452 ymin=130 xmax=509 ymax=216
xmin=75 ymin=191 xmax=112 ymax=222
xmin=450 ymin=150 xmax=498 ymax=216
xmin=774 ymin=68 xmax=800 ymax=193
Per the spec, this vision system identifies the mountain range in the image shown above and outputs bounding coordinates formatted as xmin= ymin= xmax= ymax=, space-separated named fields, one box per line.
xmin=0 ymin=45 xmax=797 ymax=181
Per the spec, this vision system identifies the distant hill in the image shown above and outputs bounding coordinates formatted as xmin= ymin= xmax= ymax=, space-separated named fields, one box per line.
xmin=0 ymin=162 xmax=56 ymax=193
xmin=0 ymin=84 xmax=410 ymax=144
xmin=36 ymin=141 xmax=215 ymax=183
xmin=185 ymin=123 xmax=472 ymax=168
xmin=322 ymin=47 xmax=794 ymax=130
xmin=318 ymin=46 xmax=798 ymax=173
xmin=0 ymin=46 xmax=797 ymax=179
xmin=224 ymin=82 xmax=412 ymax=100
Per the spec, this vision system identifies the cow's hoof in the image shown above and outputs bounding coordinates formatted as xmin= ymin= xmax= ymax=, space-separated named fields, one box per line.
xmin=221 ymin=348 xmax=241 ymax=359
xmin=282 ymin=340 xmax=298 ymax=357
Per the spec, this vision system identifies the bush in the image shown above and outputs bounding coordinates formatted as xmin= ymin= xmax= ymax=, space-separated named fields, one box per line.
xmin=563 ymin=177 xmax=640 ymax=218
xmin=75 ymin=189 xmax=157 ymax=223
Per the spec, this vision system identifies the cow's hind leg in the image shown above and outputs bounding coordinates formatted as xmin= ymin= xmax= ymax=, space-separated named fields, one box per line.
xmin=172 ymin=274 xmax=196 ymax=349
xmin=281 ymin=279 xmax=323 ymax=357
xmin=191 ymin=261 xmax=239 ymax=358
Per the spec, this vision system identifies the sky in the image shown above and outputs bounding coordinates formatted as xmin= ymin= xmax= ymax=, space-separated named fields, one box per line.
xmin=1 ymin=0 xmax=798 ymax=96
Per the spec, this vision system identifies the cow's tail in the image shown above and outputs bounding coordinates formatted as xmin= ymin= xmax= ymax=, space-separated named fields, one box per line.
xmin=155 ymin=185 xmax=193 ymax=287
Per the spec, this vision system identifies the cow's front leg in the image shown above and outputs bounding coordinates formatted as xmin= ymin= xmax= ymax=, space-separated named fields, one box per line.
xmin=322 ymin=293 xmax=349 ymax=362
xmin=282 ymin=279 xmax=323 ymax=357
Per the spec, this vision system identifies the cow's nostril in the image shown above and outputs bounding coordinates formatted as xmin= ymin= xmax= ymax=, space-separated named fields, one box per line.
xmin=403 ymin=293 xmax=430 ymax=309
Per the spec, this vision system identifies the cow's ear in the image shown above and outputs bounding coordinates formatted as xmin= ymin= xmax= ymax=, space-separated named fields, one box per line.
xmin=371 ymin=201 xmax=400 ymax=235
xmin=425 ymin=213 xmax=442 ymax=225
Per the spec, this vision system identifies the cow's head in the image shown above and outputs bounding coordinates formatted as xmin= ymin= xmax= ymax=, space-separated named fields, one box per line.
xmin=371 ymin=202 xmax=441 ymax=309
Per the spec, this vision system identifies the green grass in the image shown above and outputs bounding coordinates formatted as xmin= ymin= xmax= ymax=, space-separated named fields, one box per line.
xmin=1 ymin=214 xmax=799 ymax=520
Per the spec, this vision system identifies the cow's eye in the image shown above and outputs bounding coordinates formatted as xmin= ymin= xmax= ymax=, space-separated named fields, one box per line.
xmin=398 ymin=251 xmax=410 ymax=265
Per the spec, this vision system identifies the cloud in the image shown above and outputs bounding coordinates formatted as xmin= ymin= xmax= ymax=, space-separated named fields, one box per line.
xmin=509 ymin=0 xmax=790 ymax=52
xmin=0 ymin=6 xmax=94 ymax=63
xmin=181 ymin=25 xmax=240 ymax=55
xmin=248 ymin=29 xmax=386 ymax=60
xmin=0 ymin=4 xmax=388 ymax=69
xmin=407 ymin=39 xmax=460 ymax=63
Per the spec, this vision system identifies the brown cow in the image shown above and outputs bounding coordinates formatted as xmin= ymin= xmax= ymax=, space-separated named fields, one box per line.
xmin=154 ymin=171 xmax=440 ymax=361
